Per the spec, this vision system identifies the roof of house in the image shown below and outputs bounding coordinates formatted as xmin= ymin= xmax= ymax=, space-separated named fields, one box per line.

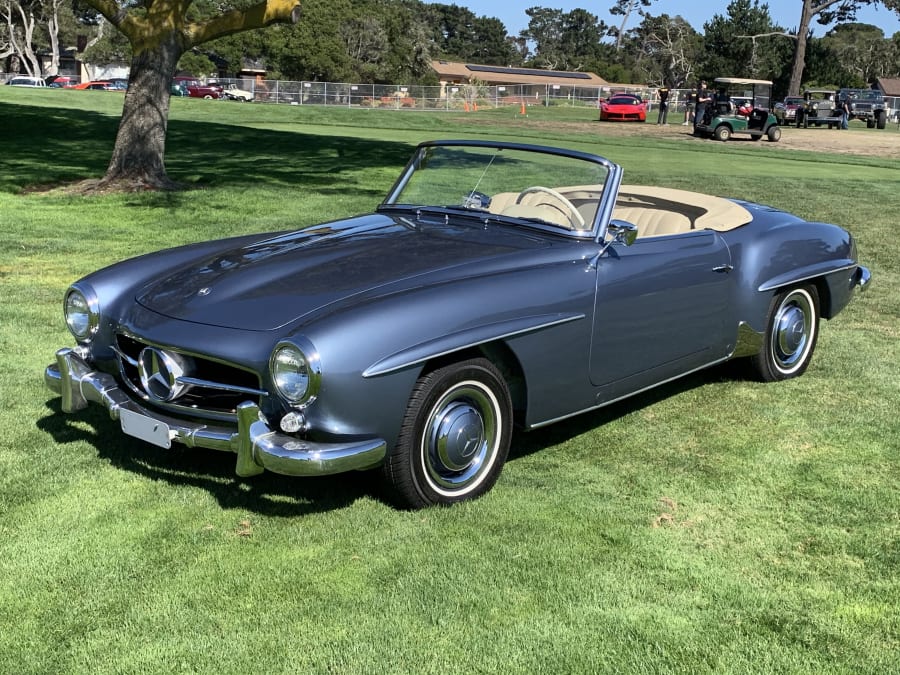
xmin=431 ymin=60 xmax=609 ymax=88
xmin=877 ymin=77 xmax=900 ymax=97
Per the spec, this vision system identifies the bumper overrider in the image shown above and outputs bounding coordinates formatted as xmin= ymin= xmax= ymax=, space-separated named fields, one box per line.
xmin=44 ymin=347 xmax=386 ymax=478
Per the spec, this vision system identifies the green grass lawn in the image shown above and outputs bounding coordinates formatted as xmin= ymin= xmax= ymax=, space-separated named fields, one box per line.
xmin=1 ymin=88 xmax=898 ymax=674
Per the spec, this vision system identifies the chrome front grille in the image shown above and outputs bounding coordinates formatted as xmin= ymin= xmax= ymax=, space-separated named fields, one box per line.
xmin=115 ymin=333 xmax=266 ymax=419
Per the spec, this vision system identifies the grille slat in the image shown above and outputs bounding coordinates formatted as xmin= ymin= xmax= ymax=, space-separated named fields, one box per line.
xmin=115 ymin=334 xmax=265 ymax=418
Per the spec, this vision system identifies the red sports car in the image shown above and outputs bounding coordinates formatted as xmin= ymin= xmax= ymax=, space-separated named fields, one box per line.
xmin=599 ymin=94 xmax=647 ymax=122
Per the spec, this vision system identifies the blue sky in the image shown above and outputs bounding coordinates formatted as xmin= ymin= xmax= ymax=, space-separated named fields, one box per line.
xmin=458 ymin=1 xmax=900 ymax=37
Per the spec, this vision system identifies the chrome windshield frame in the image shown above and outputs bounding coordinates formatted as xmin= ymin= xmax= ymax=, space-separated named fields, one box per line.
xmin=380 ymin=140 xmax=623 ymax=243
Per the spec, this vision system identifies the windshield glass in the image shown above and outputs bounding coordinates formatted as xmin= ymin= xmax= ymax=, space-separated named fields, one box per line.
xmin=609 ymin=96 xmax=640 ymax=105
xmin=382 ymin=144 xmax=612 ymax=233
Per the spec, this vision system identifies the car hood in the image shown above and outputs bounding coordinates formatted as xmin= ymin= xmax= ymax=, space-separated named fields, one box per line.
xmin=136 ymin=213 xmax=554 ymax=330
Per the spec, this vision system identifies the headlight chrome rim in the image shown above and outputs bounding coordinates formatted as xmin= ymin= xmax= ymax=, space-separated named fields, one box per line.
xmin=269 ymin=337 xmax=321 ymax=406
xmin=64 ymin=283 xmax=100 ymax=341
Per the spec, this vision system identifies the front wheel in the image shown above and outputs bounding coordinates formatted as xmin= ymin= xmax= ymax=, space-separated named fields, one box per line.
xmin=876 ymin=110 xmax=887 ymax=129
xmin=714 ymin=125 xmax=731 ymax=141
xmin=767 ymin=125 xmax=782 ymax=142
xmin=749 ymin=286 xmax=820 ymax=382
xmin=382 ymin=358 xmax=512 ymax=508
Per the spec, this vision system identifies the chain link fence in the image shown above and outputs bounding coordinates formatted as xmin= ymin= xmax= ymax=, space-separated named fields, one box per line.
xmin=6 ymin=71 xmax=899 ymax=122
xmin=194 ymin=78 xmax=651 ymax=110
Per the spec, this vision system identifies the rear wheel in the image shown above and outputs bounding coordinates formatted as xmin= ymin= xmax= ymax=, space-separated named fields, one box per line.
xmin=876 ymin=110 xmax=887 ymax=129
xmin=750 ymin=285 xmax=820 ymax=382
xmin=382 ymin=358 xmax=512 ymax=508
xmin=714 ymin=125 xmax=731 ymax=142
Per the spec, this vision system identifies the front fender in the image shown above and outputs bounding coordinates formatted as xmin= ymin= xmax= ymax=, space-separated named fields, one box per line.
xmin=362 ymin=312 xmax=584 ymax=378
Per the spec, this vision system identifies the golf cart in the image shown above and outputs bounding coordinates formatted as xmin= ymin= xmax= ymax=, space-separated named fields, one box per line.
xmin=695 ymin=78 xmax=781 ymax=142
xmin=796 ymin=89 xmax=842 ymax=128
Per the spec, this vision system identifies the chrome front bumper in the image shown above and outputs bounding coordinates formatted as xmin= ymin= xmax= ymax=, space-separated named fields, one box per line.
xmin=855 ymin=265 xmax=872 ymax=291
xmin=44 ymin=348 xmax=386 ymax=478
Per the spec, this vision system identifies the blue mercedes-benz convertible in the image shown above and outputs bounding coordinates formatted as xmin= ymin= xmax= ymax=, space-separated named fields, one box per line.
xmin=45 ymin=140 xmax=870 ymax=508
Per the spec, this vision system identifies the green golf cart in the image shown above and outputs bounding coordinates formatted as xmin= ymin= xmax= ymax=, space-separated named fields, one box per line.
xmin=695 ymin=77 xmax=781 ymax=142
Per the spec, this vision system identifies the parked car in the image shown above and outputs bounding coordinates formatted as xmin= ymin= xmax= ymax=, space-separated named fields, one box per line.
xmin=599 ymin=94 xmax=646 ymax=122
xmin=774 ymin=95 xmax=806 ymax=124
xmin=5 ymin=76 xmax=46 ymax=87
xmin=45 ymin=75 xmax=78 ymax=88
xmin=797 ymin=89 xmax=842 ymax=129
xmin=695 ymin=78 xmax=781 ymax=142
xmin=73 ymin=81 xmax=116 ymax=90
xmin=44 ymin=140 xmax=870 ymax=508
xmin=172 ymin=76 xmax=224 ymax=99
xmin=222 ymin=83 xmax=254 ymax=102
xmin=838 ymin=88 xmax=887 ymax=129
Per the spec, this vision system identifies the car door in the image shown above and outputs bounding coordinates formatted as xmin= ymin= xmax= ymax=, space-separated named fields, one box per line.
xmin=589 ymin=230 xmax=734 ymax=399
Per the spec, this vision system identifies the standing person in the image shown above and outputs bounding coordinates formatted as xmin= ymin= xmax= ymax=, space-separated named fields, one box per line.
xmin=657 ymin=86 xmax=670 ymax=125
xmin=694 ymin=80 xmax=712 ymax=133
xmin=841 ymin=95 xmax=851 ymax=129
xmin=682 ymin=89 xmax=694 ymax=125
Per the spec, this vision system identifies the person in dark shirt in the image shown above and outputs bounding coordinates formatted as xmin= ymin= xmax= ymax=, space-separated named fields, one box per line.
xmin=694 ymin=80 xmax=712 ymax=133
xmin=657 ymin=87 xmax=670 ymax=125
xmin=840 ymin=96 xmax=851 ymax=129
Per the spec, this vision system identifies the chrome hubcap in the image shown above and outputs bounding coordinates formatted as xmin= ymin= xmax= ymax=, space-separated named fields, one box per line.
xmin=432 ymin=402 xmax=485 ymax=471
xmin=422 ymin=382 xmax=499 ymax=493
xmin=772 ymin=291 xmax=813 ymax=371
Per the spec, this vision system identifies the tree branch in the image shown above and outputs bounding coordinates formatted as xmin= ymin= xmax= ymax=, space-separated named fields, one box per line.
xmin=736 ymin=31 xmax=799 ymax=40
xmin=185 ymin=0 xmax=301 ymax=47
xmin=82 ymin=0 xmax=128 ymax=28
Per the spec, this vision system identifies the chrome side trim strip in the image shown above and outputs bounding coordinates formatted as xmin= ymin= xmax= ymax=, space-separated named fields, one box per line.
xmin=758 ymin=262 xmax=857 ymax=292
xmin=528 ymin=355 xmax=732 ymax=430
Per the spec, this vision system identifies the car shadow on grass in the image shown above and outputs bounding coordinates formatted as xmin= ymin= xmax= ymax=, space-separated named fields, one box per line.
xmin=37 ymin=361 xmax=750 ymax=513
xmin=36 ymin=399 xmax=377 ymax=515
xmin=508 ymin=360 xmax=749 ymax=461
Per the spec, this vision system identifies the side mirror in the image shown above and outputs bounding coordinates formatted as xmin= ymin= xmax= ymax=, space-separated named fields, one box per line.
xmin=608 ymin=219 xmax=638 ymax=246
xmin=590 ymin=220 xmax=638 ymax=268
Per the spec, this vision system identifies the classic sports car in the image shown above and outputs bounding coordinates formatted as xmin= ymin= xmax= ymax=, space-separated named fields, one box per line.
xmin=599 ymin=94 xmax=647 ymax=122
xmin=45 ymin=141 xmax=870 ymax=509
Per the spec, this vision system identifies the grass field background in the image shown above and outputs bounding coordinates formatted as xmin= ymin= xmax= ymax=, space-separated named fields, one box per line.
xmin=1 ymin=88 xmax=898 ymax=673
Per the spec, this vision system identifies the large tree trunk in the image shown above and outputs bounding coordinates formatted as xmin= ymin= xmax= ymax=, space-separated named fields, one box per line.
xmin=788 ymin=1 xmax=815 ymax=96
xmin=83 ymin=0 xmax=301 ymax=191
xmin=101 ymin=34 xmax=182 ymax=189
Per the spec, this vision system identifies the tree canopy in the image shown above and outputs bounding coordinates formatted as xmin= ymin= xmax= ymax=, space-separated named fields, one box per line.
xmin=5 ymin=0 xmax=900 ymax=191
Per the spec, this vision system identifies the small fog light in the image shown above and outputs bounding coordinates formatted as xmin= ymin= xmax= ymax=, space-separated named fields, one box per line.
xmin=280 ymin=411 xmax=306 ymax=433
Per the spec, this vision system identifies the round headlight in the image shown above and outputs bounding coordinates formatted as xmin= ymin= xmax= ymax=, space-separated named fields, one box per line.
xmin=64 ymin=285 xmax=99 ymax=341
xmin=270 ymin=340 xmax=321 ymax=405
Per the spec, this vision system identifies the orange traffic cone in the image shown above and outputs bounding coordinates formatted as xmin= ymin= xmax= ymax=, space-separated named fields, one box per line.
xmin=520 ymin=102 xmax=526 ymax=115
xmin=473 ymin=102 xmax=478 ymax=111
xmin=464 ymin=101 xmax=470 ymax=112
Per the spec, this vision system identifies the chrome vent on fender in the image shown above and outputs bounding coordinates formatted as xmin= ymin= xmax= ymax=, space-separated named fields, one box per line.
xmin=114 ymin=333 xmax=266 ymax=420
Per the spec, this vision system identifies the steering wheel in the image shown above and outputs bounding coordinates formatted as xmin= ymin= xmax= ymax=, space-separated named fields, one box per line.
xmin=515 ymin=186 xmax=586 ymax=229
